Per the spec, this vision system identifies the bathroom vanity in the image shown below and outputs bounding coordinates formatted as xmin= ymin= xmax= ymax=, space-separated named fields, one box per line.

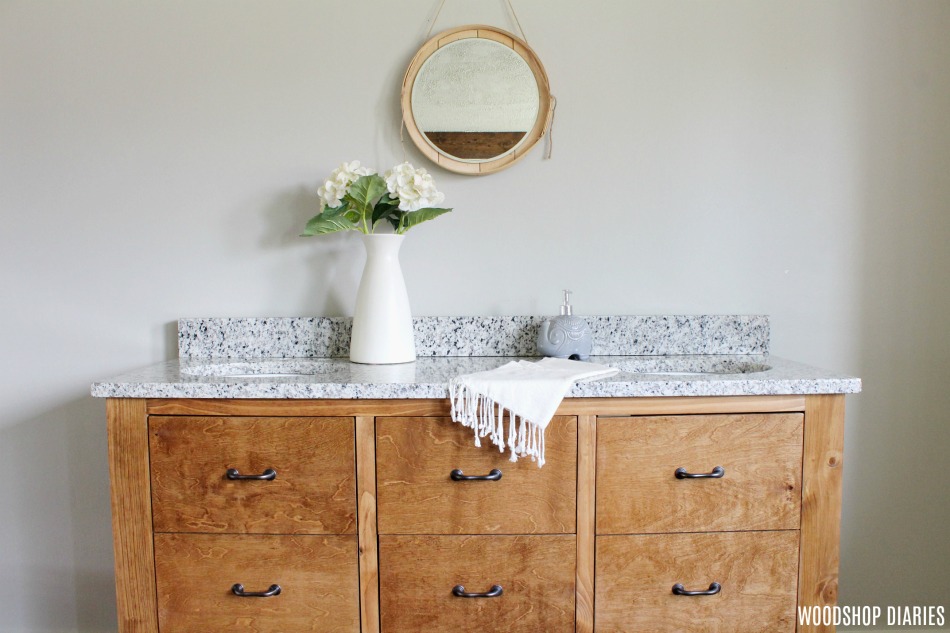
xmin=93 ymin=316 xmax=860 ymax=633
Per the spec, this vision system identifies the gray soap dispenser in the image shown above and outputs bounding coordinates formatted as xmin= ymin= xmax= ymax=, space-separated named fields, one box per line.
xmin=537 ymin=290 xmax=593 ymax=360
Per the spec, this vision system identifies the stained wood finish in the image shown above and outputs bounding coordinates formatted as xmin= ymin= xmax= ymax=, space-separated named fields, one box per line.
xmin=355 ymin=417 xmax=379 ymax=633
xmin=108 ymin=394 xmax=846 ymax=633
xmin=798 ymin=395 xmax=846 ymax=633
xmin=146 ymin=394 xmax=805 ymax=418
xmin=149 ymin=416 xmax=356 ymax=534
xmin=375 ymin=416 xmax=576 ymax=534
xmin=107 ymin=399 xmax=159 ymax=633
xmin=579 ymin=394 xmax=805 ymax=416
xmin=575 ymin=415 xmax=596 ymax=633
xmin=148 ymin=398 xmax=454 ymax=417
xmin=596 ymin=531 xmax=799 ymax=633
xmin=424 ymin=131 xmax=527 ymax=159
xmin=154 ymin=533 xmax=359 ymax=632
xmin=597 ymin=413 xmax=804 ymax=534
xmin=379 ymin=535 xmax=575 ymax=633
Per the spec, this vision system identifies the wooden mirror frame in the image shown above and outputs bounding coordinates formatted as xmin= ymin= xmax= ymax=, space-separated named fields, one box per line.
xmin=401 ymin=25 xmax=553 ymax=176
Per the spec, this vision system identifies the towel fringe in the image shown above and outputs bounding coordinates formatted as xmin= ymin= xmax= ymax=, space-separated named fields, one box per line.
xmin=450 ymin=381 xmax=545 ymax=467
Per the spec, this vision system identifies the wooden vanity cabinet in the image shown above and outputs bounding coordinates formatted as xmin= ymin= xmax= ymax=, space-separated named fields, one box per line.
xmin=376 ymin=416 xmax=578 ymax=632
xmin=595 ymin=413 xmax=804 ymax=633
xmin=107 ymin=395 xmax=845 ymax=633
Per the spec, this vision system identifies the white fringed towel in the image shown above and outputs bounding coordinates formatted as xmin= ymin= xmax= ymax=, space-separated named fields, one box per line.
xmin=449 ymin=358 xmax=618 ymax=467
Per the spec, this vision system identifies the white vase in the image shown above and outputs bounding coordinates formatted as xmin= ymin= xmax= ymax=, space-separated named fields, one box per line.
xmin=349 ymin=233 xmax=416 ymax=364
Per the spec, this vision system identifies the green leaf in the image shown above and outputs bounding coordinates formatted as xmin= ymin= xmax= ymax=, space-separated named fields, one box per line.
xmin=346 ymin=175 xmax=387 ymax=212
xmin=397 ymin=207 xmax=452 ymax=233
xmin=301 ymin=214 xmax=357 ymax=236
xmin=371 ymin=193 xmax=400 ymax=226
xmin=378 ymin=192 xmax=399 ymax=206
xmin=321 ymin=203 xmax=348 ymax=218
xmin=387 ymin=210 xmax=406 ymax=232
xmin=343 ymin=174 xmax=387 ymax=232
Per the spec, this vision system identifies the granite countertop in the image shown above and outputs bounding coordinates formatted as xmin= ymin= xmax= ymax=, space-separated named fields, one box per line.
xmin=91 ymin=316 xmax=861 ymax=399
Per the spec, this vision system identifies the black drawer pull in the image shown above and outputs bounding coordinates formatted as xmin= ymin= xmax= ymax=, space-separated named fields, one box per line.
xmin=452 ymin=584 xmax=503 ymax=598
xmin=674 ymin=466 xmax=724 ymax=479
xmin=226 ymin=468 xmax=277 ymax=481
xmin=231 ymin=583 xmax=281 ymax=597
xmin=450 ymin=468 xmax=502 ymax=481
xmin=672 ymin=582 xmax=721 ymax=596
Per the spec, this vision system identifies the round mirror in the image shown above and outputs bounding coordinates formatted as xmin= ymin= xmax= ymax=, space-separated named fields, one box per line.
xmin=401 ymin=26 xmax=553 ymax=175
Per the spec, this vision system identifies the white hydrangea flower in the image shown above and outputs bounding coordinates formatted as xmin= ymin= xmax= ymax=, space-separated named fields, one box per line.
xmin=384 ymin=162 xmax=445 ymax=212
xmin=317 ymin=160 xmax=375 ymax=209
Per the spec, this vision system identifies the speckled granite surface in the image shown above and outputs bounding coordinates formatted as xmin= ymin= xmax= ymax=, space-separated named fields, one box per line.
xmin=92 ymin=315 xmax=859 ymax=399
xmin=92 ymin=355 xmax=861 ymax=399
xmin=178 ymin=315 xmax=770 ymax=359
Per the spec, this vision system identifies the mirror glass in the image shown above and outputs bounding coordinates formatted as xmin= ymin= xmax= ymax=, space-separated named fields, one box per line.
xmin=402 ymin=26 xmax=552 ymax=175
xmin=412 ymin=38 xmax=539 ymax=161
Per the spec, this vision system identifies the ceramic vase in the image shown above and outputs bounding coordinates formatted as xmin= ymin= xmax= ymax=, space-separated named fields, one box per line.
xmin=349 ymin=233 xmax=416 ymax=364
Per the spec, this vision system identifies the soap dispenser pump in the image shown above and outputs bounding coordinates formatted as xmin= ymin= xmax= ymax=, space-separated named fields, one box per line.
xmin=537 ymin=290 xmax=593 ymax=360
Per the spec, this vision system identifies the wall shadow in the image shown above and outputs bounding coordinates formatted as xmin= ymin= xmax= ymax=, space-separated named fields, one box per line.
xmin=0 ymin=396 xmax=117 ymax=632
xmin=842 ymin=4 xmax=950 ymax=613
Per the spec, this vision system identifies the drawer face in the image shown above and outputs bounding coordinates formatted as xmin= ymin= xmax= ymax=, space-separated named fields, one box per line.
xmin=154 ymin=533 xmax=360 ymax=632
xmin=596 ymin=531 xmax=799 ymax=633
xmin=597 ymin=413 xmax=803 ymax=534
xmin=376 ymin=416 xmax=577 ymax=534
xmin=379 ymin=535 xmax=575 ymax=633
xmin=149 ymin=416 xmax=356 ymax=534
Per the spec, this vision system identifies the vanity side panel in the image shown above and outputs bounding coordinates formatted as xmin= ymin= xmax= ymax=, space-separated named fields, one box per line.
xmin=798 ymin=394 xmax=845 ymax=633
xmin=107 ymin=398 xmax=159 ymax=633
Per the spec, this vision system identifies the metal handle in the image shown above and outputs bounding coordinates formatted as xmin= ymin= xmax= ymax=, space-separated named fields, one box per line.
xmin=231 ymin=583 xmax=281 ymax=597
xmin=452 ymin=584 xmax=503 ymax=598
xmin=674 ymin=466 xmax=725 ymax=479
xmin=450 ymin=468 xmax=502 ymax=481
xmin=672 ymin=582 xmax=721 ymax=596
xmin=226 ymin=468 xmax=277 ymax=481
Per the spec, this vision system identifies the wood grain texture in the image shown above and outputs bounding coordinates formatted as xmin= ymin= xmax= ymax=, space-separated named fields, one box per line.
xmin=146 ymin=395 xmax=805 ymax=418
xmin=575 ymin=415 xmax=596 ymax=633
xmin=596 ymin=531 xmax=799 ymax=633
xmin=147 ymin=398 xmax=454 ymax=417
xmin=798 ymin=395 xmax=846 ymax=633
xmin=597 ymin=413 xmax=804 ymax=534
xmin=107 ymin=398 xmax=159 ymax=633
xmin=379 ymin=535 xmax=575 ymax=633
xmin=423 ymin=131 xmax=527 ymax=159
xmin=149 ymin=416 xmax=356 ymax=534
xmin=154 ymin=533 xmax=359 ymax=632
xmin=107 ymin=394 xmax=840 ymax=633
xmin=355 ymin=416 xmax=379 ymax=633
xmin=585 ymin=395 xmax=806 ymax=416
xmin=375 ymin=416 xmax=576 ymax=534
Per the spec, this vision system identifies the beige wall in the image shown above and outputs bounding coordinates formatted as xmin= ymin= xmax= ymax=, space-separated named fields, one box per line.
xmin=2 ymin=1 xmax=948 ymax=630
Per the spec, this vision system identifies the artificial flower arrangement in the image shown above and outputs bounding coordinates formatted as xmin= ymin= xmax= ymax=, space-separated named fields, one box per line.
xmin=302 ymin=160 xmax=451 ymax=236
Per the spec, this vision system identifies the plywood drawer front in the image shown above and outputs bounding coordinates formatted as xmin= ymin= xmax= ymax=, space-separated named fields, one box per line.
xmin=596 ymin=531 xmax=799 ymax=633
xmin=150 ymin=416 xmax=356 ymax=534
xmin=154 ymin=533 xmax=360 ymax=632
xmin=597 ymin=413 xmax=803 ymax=534
xmin=376 ymin=416 xmax=576 ymax=534
xmin=379 ymin=535 xmax=575 ymax=633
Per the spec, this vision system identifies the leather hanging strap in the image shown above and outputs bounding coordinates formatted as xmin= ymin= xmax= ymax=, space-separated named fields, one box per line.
xmin=423 ymin=0 xmax=448 ymax=41
xmin=423 ymin=0 xmax=530 ymax=44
